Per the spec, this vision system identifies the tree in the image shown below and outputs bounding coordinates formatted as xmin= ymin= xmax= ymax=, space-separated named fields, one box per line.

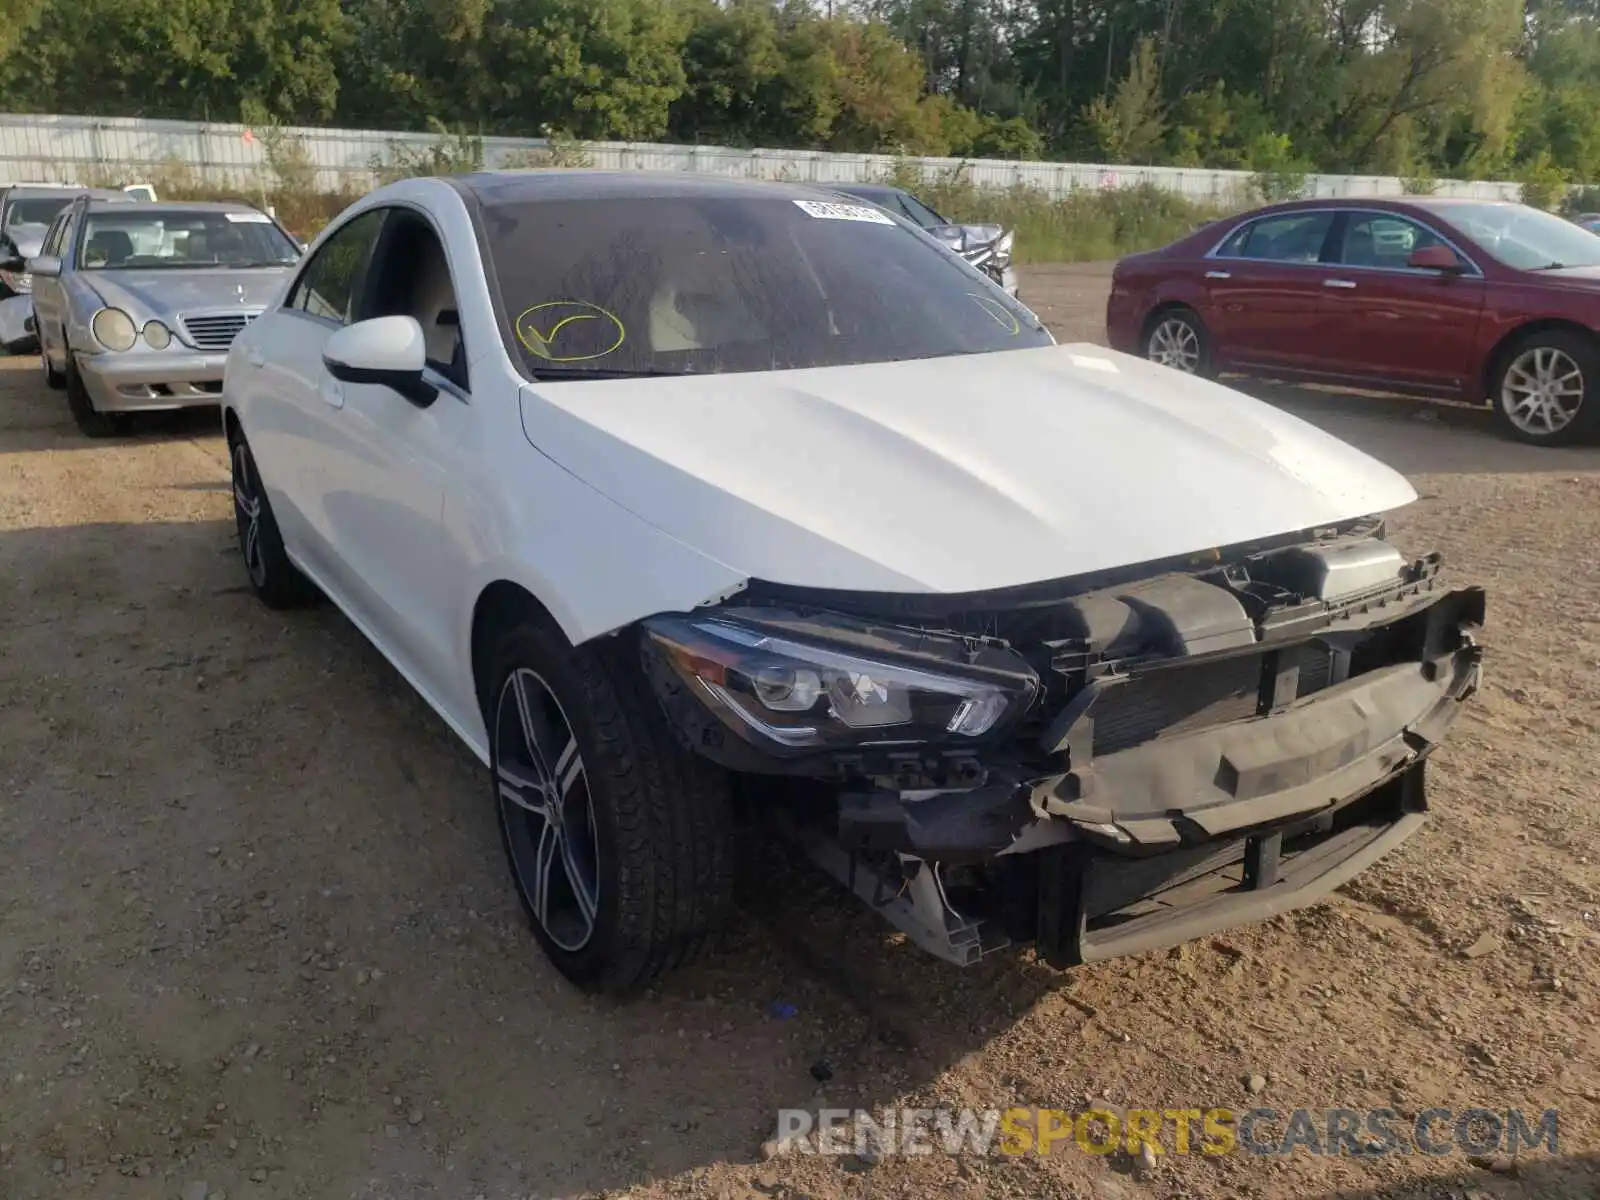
xmin=1085 ymin=37 xmax=1166 ymax=162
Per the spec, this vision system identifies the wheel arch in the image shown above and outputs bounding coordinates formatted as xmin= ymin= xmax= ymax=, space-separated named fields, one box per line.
xmin=1480 ymin=318 xmax=1598 ymax=403
xmin=469 ymin=580 xmax=574 ymax=723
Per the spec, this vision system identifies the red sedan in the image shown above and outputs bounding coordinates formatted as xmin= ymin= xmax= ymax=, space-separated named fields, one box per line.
xmin=1105 ymin=198 xmax=1600 ymax=445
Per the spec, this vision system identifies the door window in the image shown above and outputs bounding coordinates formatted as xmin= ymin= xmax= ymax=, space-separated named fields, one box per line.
xmin=287 ymin=210 xmax=384 ymax=324
xmin=1335 ymin=212 xmax=1444 ymax=270
xmin=1216 ymin=212 xmax=1335 ymax=263
xmin=358 ymin=210 xmax=468 ymax=390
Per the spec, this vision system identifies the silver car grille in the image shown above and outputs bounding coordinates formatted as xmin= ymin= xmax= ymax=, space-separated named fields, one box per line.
xmin=179 ymin=310 xmax=260 ymax=351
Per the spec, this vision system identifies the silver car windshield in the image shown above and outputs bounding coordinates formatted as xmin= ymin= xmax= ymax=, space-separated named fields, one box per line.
xmin=78 ymin=210 xmax=298 ymax=271
xmin=3 ymin=197 xmax=74 ymax=228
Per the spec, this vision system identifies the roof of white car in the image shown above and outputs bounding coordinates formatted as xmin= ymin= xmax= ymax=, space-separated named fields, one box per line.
xmin=456 ymin=169 xmax=879 ymax=207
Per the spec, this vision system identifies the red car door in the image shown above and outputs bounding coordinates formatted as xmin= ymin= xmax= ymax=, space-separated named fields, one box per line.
xmin=1317 ymin=209 xmax=1486 ymax=392
xmin=1201 ymin=209 xmax=1342 ymax=372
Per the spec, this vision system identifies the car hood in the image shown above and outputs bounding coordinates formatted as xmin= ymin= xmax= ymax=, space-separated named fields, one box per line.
xmin=516 ymin=344 xmax=1418 ymax=595
xmin=1536 ymin=264 xmax=1600 ymax=285
xmin=83 ymin=268 xmax=291 ymax=319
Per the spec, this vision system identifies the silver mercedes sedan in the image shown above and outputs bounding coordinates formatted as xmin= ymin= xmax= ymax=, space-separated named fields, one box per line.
xmin=24 ymin=198 xmax=301 ymax=436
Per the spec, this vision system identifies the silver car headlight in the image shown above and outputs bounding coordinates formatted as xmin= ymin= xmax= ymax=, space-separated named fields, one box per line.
xmin=142 ymin=320 xmax=172 ymax=350
xmin=91 ymin=307 xmax=138 ymax=352
xmin=995 ymin=230 xmax=1015 ymax=267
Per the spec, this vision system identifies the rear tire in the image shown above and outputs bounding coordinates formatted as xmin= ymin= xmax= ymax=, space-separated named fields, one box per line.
xmin=228 ymin=428 xmax=319 ymax=609
xmin=1142 ymin=306 xmax=1213 ymax=378
xmin=63 ymin=346 xmax=121 ymax=438
xmin=1490 ymin=329 xmax=1600 ymax=446
xmin=487 ymin=621 xmax=736 ymax=995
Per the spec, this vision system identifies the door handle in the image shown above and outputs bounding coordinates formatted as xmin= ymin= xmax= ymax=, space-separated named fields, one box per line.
xmin=1323 ymin=279 xmax=1357 ymax=289
xmin=1205 ymin=270 xmax=1231 ymax=280
xmin=244 ymin=347 xmax=265 ymax=367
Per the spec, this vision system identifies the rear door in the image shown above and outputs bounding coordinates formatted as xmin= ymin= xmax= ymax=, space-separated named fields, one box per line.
xmin=1201 ymin=210 xmax=1341 ymax=372
xmin=1318 ymin=209 xmax=1486 ymax=393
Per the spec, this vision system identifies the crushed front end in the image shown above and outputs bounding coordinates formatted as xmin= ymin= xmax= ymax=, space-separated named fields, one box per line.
xmin=641 ymin=520 xmax=1484 ymax=969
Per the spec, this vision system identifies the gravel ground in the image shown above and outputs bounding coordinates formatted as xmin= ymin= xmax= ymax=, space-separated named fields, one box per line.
xmin=2 ymin=264 xmax=1598 ymax=1200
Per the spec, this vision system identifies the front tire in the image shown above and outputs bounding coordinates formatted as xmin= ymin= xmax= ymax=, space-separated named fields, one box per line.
xmin=1491 ymin=330 xmax=1600 ymax=446
xmin=228 ymin=429 xmax=319 ymax=609
xmin=487 ymin=623 xmax=735 ymax=995
xmin=1142 ymin=307 xmax=1213 ymax=378
xmin=63 ymin=346 xmax=121 ymax=438
xmin=41 ymin=345 xmax=63 ymax=390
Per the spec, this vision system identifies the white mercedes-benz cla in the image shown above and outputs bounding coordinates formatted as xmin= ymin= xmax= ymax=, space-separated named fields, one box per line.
xmin=223 ymin=170 xmax=1484 ymax=994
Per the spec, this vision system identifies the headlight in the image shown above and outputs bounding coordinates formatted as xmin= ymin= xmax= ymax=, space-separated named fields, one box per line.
xmin=0 ymin=268 xmax=31 ymax=294
xmin=142 ymin=320 xmax=172 ymax=349
xmin=91 ymin=307 xmax=138 ymax=352
xmin=643 ymin=612 xmax=1039 ymax=753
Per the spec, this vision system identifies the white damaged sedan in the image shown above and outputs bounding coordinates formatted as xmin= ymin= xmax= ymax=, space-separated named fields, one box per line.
xmin=223 ymin=171 xmax=1485 ymax=994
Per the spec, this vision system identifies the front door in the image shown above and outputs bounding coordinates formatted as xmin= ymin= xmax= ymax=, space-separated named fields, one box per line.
xmin=1202 ymin=209 xmax=1341 ymax=373
xmin=242 ymin=208 xmax=386 ymax=584
xmin=1317 ymin=210 xmax=1486 ymax=393
xmin=30 ymin=210 xmax=72 ymax=367
xmin=310 ymin=208 xmax=475 ymax=702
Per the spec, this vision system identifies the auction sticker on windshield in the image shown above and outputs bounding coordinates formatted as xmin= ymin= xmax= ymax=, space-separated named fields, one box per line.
xmin=225 ymin=212 xmax=273 ymax=223
xmin=793 ymin=200 xmax=896 ymax=225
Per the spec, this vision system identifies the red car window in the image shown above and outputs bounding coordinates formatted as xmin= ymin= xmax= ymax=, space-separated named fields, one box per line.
xmin=1217 ymin=212 xmax=1335 ymax=263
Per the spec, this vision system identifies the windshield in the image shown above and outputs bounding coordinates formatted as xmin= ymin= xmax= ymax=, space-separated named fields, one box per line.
xmin=483 ymin=195 xmax=1048 ymax=378
xmin=1425 ymin=202 xmax=1600 ymax=270
xmin=4 ymin=197 xmax=73 ymax=228
xmin=77 ymin=210 xmax=298 ymax=270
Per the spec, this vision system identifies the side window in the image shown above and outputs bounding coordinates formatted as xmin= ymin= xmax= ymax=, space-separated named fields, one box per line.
xmin=1337 ymin=212 xmax=1444 ymax=270
xmin=1216 ymin=212 xmax=1335 ymax=264
xmin=287 ymin=210 xmax=384 ymax=324
xmin=359 ymin=211 xmax=468 ymax=390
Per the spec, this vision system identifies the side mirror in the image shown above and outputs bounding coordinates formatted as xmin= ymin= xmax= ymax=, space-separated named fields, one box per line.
xmin=323 ymin=315 xmax=436 ymax=407
xmin=26 ymin=255 xmax=60 ymax=278
xmin=1408 ymin=244 xmax=1464 ymax=273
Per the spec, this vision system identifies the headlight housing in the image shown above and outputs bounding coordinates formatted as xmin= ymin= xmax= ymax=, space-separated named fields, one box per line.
xmin=993 ymin=230 xmax=1015 ymax=269
xmin=142 ymin=319 xmax=172 ymax=349
xmin=91 ymin=307 xmax=138 ymax=352
xmin=643 ymin=610 xmax=1039 ymax=755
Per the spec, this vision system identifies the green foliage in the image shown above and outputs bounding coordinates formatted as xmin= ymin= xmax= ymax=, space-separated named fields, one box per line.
xmin=1 ymin=0 xmax=1598 ymax=190
xmin=1402 ymin=168 xmax=1441 ymax=195
xmin=1517 ymin=150 xmax=1571 ymax=209
xmin=501 ymin=127 xmax=596 ymax=169
xmin=370 ymin=119 xmax=485 ymax=184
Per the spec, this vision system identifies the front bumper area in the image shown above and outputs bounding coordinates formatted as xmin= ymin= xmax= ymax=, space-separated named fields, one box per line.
xmin=75 ymin=349 xmax=227 ymax=412
xmin=797 ymin=583 xmax=1482 ymax=967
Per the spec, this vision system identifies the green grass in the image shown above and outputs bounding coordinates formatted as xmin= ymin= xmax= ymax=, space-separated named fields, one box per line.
xmin=905 ymin=172 xmax=1238 ymax=264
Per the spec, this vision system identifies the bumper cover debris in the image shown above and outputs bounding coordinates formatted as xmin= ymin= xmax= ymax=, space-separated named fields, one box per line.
xmin=825 ymin=584 xmax=1484 ymax=967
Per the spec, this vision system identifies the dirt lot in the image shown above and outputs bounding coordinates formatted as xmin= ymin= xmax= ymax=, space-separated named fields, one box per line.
xmin=2 ymin=263 xmax=1599 ymax=1200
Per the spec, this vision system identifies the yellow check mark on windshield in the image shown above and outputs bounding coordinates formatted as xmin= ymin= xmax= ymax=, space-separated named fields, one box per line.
xmin=514 ymin=301 xmax=626 ymax=361
xmin=524 ymin=312 xmax=596 ymax=350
